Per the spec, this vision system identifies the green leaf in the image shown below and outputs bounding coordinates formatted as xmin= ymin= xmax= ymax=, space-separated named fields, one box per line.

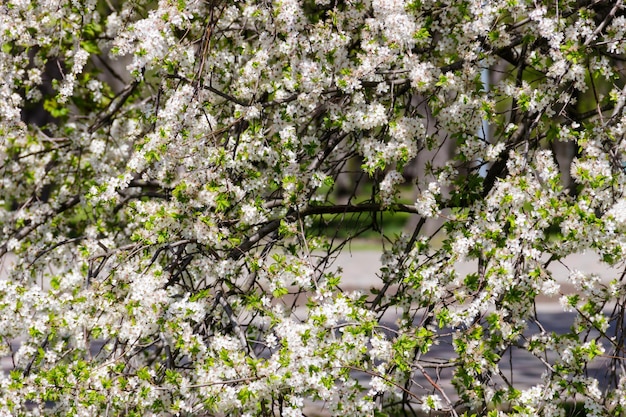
xmin=44 ymin=98 xmax=69 ymax=118
xmin=272 ymin=287 xmax=288 ymax=298
xmin=50 ymin=276 xmax=61 ymax=290
xmin=137 ymin=367 xmax=151 ymax=381
xmin=80 ymin=40 xmax=100 ymax=54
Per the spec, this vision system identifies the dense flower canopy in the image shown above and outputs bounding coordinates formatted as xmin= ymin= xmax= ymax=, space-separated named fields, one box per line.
xmin=1 ymin=0 xmax=626 ymax=415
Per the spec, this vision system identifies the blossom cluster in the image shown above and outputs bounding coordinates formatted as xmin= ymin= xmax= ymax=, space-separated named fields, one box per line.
xmin=1 ymin=0 xmax=626 ymax=416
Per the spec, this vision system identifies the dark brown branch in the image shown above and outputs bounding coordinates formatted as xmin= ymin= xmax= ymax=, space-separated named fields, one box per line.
xmin=0 ymin=194 xmax=81 ymax=258
xmin=567 ymin=103 xmax=614 ymax=121
xmin=302 ymin=203 xmax=420 ymax=216
xmin=27 ymin=237 xmax=83 ymax=268
xmin=166 ymin=74 xmax=249 ymax=106
xmin=89 ymin=79 xmax=141 ymax=133
xmin=478 ymin=106 xmax=550 ymax=204
xmin=228 ymin=218 xmax=282 ymax=260
xmin=229 ymin=203 xmax=421 ymax=261
xmin=93 ymin=54 xmax=128 ymax=86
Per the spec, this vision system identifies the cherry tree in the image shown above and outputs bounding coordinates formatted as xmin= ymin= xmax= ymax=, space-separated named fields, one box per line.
xmin=1 ymin=0 xmax=626 ymax=415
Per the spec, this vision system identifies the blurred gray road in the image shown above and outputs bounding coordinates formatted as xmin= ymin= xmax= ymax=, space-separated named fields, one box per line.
xmin=333 ymin=250 xmax=623 ymax=400
xmin=334 ymin=250 xmax=620 ymax=290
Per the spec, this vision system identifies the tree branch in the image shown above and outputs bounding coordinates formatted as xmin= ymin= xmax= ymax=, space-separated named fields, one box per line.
xmin=0 ymin=195 xmax=81 ymax=258
xmin=89 ymin=79 xmax=141 ymax=133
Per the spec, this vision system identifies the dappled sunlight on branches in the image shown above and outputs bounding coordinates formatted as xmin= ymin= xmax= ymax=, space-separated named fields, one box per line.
xmin=1 ymin=0 xmax=626 ymax=415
